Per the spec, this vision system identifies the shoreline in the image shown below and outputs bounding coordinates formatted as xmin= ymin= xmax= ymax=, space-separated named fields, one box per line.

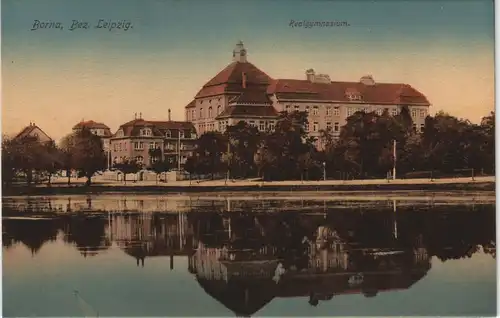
xmin=2 ymin=179 xmax=495 ymax=196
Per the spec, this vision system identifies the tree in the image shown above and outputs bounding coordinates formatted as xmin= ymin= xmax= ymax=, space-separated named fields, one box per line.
xmin=150 ymin=160 xmax=170 ymax=184
xmin=256 ymin=111 xmax=316 ymax=180
xmin=59 ymin=133 xmax=76 ymax=185
xmin=192 ymin=132 xmax=228 ymax=180
xmin=71 ymin=128 xmax=107 ymax=186
xmin=113 ymin=159 xmax=141 ymax=185
xmin=225 ymin=121 xmax=262 ymax=178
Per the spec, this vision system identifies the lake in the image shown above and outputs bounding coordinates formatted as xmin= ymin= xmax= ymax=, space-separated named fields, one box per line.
xmin=2 ymin=193 xmax=497 ymax=317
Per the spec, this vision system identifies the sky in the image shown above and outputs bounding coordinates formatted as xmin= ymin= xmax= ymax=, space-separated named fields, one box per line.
xmin=2 ymin=0 xmax=495 ymax=141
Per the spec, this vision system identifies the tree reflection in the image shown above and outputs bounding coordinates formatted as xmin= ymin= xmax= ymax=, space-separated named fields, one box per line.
xmin=2 ymin=218 xmax=61 ymax=255
xmin=62 ymin=216 xmax=110 ymax=257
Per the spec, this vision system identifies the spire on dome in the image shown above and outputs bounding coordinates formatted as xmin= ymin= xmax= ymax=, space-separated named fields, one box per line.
xmin=232 ymin=41 xmax=247 ymax=63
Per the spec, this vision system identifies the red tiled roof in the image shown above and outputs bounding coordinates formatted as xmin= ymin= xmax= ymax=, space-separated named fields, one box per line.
xmin=13 ymin=124 xmax=52 ymax=142
xmin=114 ymin=119 xmax=196 ymax=138
xmin=195 ymin=62 xmax=273 ymax=99
xmin=185 ymin=100 xmax=196 ymax=109
xmin=228 ymin=90 xmax=273 ymax=105
xmin=268 ymin=79 xmax=430 ymax=105
xmin=73 ymin=120 xmax=110 ymax=130
xmin=216 ymin=105 xmax=279 ymax=119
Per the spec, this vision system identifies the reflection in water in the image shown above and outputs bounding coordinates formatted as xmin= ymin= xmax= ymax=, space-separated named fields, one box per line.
xmin=2 ymin=196 xmax=496 ymax=317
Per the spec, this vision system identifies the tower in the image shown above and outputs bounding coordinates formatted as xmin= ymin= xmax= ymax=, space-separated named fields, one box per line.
xmin=232 ymin=40 xmax=247 ymax=63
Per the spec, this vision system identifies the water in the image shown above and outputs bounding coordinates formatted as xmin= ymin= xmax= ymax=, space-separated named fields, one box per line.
xmin=2 ymin=193 xmax=497 ymax=317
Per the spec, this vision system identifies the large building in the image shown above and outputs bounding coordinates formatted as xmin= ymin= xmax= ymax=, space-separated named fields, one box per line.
xmin=185 ymin=41 xmax=430 ymax=146
xmin=110 ymin=111 xmax=197 ymax=168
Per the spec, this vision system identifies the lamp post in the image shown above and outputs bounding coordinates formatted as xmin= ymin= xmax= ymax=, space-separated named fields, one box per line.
xmin=322 ymin=161 xmax=326 ymax=181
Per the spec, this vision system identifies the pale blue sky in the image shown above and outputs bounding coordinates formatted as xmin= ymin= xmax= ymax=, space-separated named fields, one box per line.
xmin=2 ymin=0 xmax=495 ymax=140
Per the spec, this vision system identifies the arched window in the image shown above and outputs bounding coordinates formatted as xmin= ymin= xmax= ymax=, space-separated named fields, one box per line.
xmin=208 ymin=107 xmax=213 ymax=118
xmin=217 ymin=105 xmax=221 ymax=114
xmin=166 ymin=130 xmax=172 ymax=138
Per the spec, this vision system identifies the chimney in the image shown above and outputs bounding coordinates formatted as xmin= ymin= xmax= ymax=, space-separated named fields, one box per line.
xmin=168 ymin=109 xmax=171 ymax=121
xmin=306 ymin=69 xmax=315 ymax=82
xmin=242 ymin=72 xmax=247 ymax=89
xmin=134 ymin=113 xmax=137 ymax=119
xmin=139 ymin=112 xmax=142 ymax=119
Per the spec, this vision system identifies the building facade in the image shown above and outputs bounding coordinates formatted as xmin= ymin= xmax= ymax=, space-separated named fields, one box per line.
xmin=185 ymin=41 xmax=431 ymax=147
xmin=110 ymin=112 xmax=197 ymax=168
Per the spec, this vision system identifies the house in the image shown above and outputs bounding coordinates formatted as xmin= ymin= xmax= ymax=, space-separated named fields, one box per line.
xmin=110 ymin=111 xmax=197 ymax=168
xmin=13 ymin=122 xmax=53 ymax=144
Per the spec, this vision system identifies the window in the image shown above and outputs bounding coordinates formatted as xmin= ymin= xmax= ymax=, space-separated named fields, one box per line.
xmin=249 ymin=120 xmax=255 ymax=127
xmin=285 ymin=105 xmax=291 ymax=112
xmin=166 ymin=130 xmax=171 ymax=138
xmin=259 ymin=121 xmax=265 ymax=131
xmin=208 ymin=107 xmax=213 ymax=118
xmin=313 ymin=122 xmax=318 ymax=132
xmin=313 ymin=106 xmax=319 ymax=115
xmin=151 ymin=156 xmax=159 ymax=163
xmin=149 ymin=142 xmax=154 ymax=149
xmin=347 ymin=107 xmax=355 ymax=117
xmin=326 ymin=122 xmax=332 ymax=131
xmin=333 ymin=107 xmax=340 ymax=116
xmin=268 ymin=121 xmax=275 ymax=130
xmin=294 ymin=105 xmax=300 ymax=111
xmin=191 ymin=110 xmax=195 ymax=120
xmin=218 ymin=121 xmax=223 ymax=131
xmin=180 ymin=143 xmax=185 ymax=150
xmin=411 ymin=109 xmax=418 ymax=118
xmin=191 ymin=132 xmax=197 ymax=139
xmin=118 ymin=143 xmax=122 ymax=151
xmin=116 ymin=130 xmax=124 ymax=137
xmin=412 ymin=123 xmax=417 ymax=132
xmin=305 ymin=123 xmax=309 ymax=132
xmin=391 ymin=108 xmax=398 ymax=116
xmin=326 ymin=107 xmax=332 ymax=116
xmin=135 ymin=156 xmax=144 ymax=164
xmin=376 ymin=108 xmax=383 ymax=116
xmin=420 ymin=109 xmax=426 ymax=118
xmin=199 ymin=108 xmax=203 ymax=119
xmin=334 ymin=122 xmax=339 ymax=132
xmin=140 ymin=128 xmax=152 ymax=136
xmin=217 ymin=105 xmax=221 ymax=115
xmin=305 ymin=106 xmax=310 ymax=113
xmin=134 ymin=142 xmax=144 ymax=150
xmin=420 ymin=123 xmax=425 ymax=132
xmin=179 ymin=130 xmax=185 ymax=138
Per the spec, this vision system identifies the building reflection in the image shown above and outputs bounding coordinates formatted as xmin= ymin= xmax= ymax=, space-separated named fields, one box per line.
xmin=186 ymin=211 xmax=432 ymax=316
xmin=2 ymin=199 xmax=496 ymax=316
xmin=108 ymin=212 xmax=196 ymax=268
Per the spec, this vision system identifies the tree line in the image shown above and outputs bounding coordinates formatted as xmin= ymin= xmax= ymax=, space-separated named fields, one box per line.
xmin=2 ymin=109 xmax=495 ymax=186
xmin=184 ymin=108 xmax=495 ymax=181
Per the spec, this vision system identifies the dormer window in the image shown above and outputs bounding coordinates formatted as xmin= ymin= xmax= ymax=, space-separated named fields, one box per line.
xmin=140 ymin=128 xmax=152 ymax=136
xmin=179 ymin=130 xmax=185 ymax=139
xmin=346 ymin=92 xmax=362 ymax=101
xmin=191 ymin=132 xmax=197 ymax=139
xmin=116 ymin=129 xmax=124 ymax=137
xmin=166 ymin=130 xmax=172 ymax=138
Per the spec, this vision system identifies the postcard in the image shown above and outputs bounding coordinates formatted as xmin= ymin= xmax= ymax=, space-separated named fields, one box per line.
xmin=2 ymin=0 xmax=496 ymax=317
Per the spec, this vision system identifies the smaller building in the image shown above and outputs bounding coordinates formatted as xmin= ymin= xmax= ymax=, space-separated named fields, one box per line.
xmin=110 ymin=112 xmax=197 ymax=168
xmin=13 ymin=122 xmax=53 ymax=145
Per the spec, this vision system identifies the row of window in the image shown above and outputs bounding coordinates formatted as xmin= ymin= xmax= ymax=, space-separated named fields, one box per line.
xmin=305 ymin=122 xmax=340 ymax=133
xmin=116 ymin=128 xmax=195 ymax=139
xmin=285 ymin=104 xmax=428 ymax=119
xmin=188 ymin=106 xmax=224 ymax=121
xmin=112 ymin=141 xmax=190 ymax=152
xmin=285 ymin=105 xmax=341 ymax=117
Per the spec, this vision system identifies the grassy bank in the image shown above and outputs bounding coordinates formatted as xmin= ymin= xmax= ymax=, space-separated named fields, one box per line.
xmin=2 ymin=181 xmax=495 ymax=196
